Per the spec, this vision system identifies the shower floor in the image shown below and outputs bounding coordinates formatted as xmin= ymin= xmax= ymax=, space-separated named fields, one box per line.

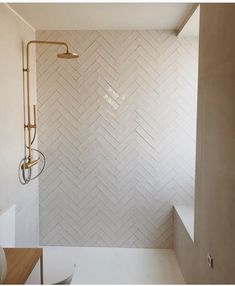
xmin=41 ymin=247 xmax=184 ymax=284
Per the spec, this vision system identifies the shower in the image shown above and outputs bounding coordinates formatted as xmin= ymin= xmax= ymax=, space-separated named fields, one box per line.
xmin=19 ymin=40 xmax=79 ymax=185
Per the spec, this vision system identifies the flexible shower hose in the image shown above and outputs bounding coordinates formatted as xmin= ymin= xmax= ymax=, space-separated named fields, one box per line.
xmin=19 ymin=129 xmax=46 ymax=185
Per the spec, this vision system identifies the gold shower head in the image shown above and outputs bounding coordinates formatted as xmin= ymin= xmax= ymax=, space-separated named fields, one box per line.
xmin=57 ymin=51 xmax=79 ymax=59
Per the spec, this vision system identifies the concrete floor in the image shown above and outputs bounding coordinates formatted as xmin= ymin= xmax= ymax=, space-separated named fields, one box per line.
xmin=42 ymin=247 xmax=184 ymax=284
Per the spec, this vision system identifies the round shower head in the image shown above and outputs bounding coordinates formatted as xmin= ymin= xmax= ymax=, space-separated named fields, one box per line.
xmin=57 ymin=51 xmax=79 ymax=59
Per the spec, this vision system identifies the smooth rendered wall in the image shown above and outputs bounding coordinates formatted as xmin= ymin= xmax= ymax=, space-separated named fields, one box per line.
xmin=0 ymin=4 xmax=39 ymax=246
xmin=37 ymin=30 xmax=198 ymax=248
xmin=174 ymin=4 xmax=235 ymax=283
xmin=195 ymin=4 xmax=235 ymax=282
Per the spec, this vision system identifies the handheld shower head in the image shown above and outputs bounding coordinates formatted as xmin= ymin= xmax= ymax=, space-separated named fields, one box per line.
xmin=57 ymin=51 xmax=79 ymax=59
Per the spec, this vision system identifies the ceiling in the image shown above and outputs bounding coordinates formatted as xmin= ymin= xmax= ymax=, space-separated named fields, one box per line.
xmin=9 ymin=3 xmax=195 ymax=31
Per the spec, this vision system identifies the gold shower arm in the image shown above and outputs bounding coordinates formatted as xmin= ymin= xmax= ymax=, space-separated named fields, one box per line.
xmin=25 ymin=40 xmax=69 ymax=73
xmin=26 ymin=40 xmax=69 ymax=59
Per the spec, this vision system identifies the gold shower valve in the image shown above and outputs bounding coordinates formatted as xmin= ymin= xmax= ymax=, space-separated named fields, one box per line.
xmin=21 ymin=159 xmax=38 ymax=170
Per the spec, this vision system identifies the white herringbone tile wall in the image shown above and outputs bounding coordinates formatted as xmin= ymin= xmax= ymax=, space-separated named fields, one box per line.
xmin=37 ymin=30 xmax=198 ymax=248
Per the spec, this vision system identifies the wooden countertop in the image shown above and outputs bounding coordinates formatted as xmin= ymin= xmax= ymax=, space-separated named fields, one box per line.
xmin=3 ymin=248 xmax=43 ymax=284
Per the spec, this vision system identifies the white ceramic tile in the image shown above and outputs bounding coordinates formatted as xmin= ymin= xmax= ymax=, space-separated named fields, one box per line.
xmin=37 ymin=30 xmax=198 ymax=248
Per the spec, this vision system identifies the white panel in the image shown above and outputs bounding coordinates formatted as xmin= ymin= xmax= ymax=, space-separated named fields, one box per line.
xmin=0 ymin=4 xmax=39 ymax=247
xmin=0 ymin=205 xmax=15 ymax=247
xmin=174 ymin=205 xmax=194 ymax=240
xmin=15 ymin=196 xmax=39 ymax=246
xmin=37 ymin=30 xmax=198 ymax=248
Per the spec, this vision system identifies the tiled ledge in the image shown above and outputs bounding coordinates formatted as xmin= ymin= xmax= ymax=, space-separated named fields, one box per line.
xmin=174 ymin=205 xmax=194 ymax=241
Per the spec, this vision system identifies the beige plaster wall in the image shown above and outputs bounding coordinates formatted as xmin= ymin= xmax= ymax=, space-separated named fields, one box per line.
xmin=174 ymin=4 xmax=235 ymax=283
xmin=195 ymin=3 xmax=235 ymax=282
